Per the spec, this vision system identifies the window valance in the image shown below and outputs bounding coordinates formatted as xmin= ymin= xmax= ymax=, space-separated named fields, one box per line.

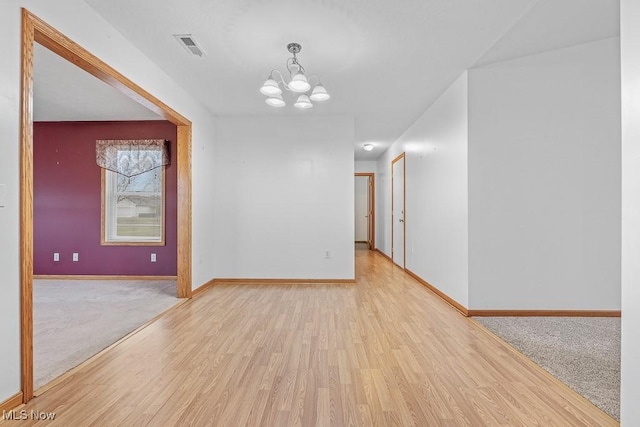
xmin=96 ymin=139 xmax=169 ymax=177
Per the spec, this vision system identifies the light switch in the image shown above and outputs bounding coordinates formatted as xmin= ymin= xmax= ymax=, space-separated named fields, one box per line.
xmin=0 ymin=184 xmax=6 ymax=207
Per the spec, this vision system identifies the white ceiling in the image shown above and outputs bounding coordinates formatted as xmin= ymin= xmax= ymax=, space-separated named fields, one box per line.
xmin=33 ymin=43 xmax=162 ymax=122
xmin=474 ymin=0 xmax=619 ymax=67
xmin=34 ymin=0 xmax=619 ymax=160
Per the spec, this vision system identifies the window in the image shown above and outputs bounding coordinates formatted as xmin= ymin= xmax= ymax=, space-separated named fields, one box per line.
xmin=101 ymin=165 xmax=165 ymax=245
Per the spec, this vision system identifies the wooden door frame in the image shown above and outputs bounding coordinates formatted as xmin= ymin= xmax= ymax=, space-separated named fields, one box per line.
xmin=354 ymin=173 xmax=375 ymax=250
xmin=391 ymin=153 xmax=406 ymax=268
xmin=20 ymin=9 xmax=192 ymax=402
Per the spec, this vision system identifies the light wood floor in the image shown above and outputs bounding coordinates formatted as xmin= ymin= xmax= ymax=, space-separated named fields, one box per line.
xmin=2 ymin=249 xmax=616 ymax=426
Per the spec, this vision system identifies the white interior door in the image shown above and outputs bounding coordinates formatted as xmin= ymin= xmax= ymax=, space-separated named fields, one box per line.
xmin=366 ymin=176 xmax=373 ymax=249
xmin=354 ymin=176 xmax=369 ymax=243
xmin=392 ymin=155 xmax=405 ymax=267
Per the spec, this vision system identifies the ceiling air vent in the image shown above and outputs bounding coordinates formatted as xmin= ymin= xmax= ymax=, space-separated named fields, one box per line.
xmin=174 ymin=34 xmax=205 ymax=57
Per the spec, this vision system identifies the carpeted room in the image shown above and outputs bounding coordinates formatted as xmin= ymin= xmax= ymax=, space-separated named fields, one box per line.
xmin=33 ymin=278 xmax=178 ymax=389
xmin=32 ymin=118 xmax=181 ymax=390
xmin=473 ymin=316 xmax=620 ymax=419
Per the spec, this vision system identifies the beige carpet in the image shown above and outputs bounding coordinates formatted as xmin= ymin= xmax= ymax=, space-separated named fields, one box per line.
xmin=34 ymin=279 xmax=180 ymax=390
xmin=475 ymin=316 xmax=620 ymax=420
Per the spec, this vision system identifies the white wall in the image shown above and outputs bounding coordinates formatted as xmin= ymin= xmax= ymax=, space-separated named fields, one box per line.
xmin=212 ymin=115 xmax=354 ymax=280
xmin=0 ymin=0 xmax=219 ymax=402
xmin=354 ymin=161 xmax=377 ymax=174
xmin=468 ymin=38 xmax=621 ymax=310
xmin=621 ymin=0 xmax=640 ymax=422
xmin=377 ymin=73 xmax=469 ymax=307
xmin=0 ymin=2 xmax=21 ymax=398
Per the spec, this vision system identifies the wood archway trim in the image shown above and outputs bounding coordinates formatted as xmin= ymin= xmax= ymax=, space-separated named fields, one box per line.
xmin=20 ymin=8 xmax=193 ymax=402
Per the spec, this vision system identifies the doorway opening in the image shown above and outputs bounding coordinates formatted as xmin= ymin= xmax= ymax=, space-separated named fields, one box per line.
xmin=354 ymin=173 xmax=375 ymax=250
xmin=391 ymin=153 xmax=405 ymax=268
xmin=20 ymin=9 xmax=192 ymax=403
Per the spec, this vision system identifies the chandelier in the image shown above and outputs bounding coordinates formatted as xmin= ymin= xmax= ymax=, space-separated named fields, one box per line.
xmin=259 ymin=43 xmax=330 ymax=109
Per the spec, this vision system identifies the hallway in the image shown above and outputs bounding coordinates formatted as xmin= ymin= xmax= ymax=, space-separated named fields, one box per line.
xmin=1 ymin=250 xmax=615 ymax=426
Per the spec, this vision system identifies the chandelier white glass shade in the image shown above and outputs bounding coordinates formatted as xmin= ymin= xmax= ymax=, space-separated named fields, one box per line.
xmin=289 ymin=73 xmax=311 ymax=93
xmin=265 ymin=94 xmax=285 ymax=107
xmin=294 ymin=95 xmax=313 ymax=109
xmin=260 ymin=43 xmax=330 ymax=109
xmin=260 ymin=78 xmax=282 ymax=96
xmin=310 ymin=84 xmax=330 ymax=101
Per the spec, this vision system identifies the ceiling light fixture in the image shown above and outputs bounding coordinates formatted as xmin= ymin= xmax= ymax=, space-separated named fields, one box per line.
xmin=363 ymin=143 xmax=374 ymax=151
xmin=260 ymin=43 xmax=330 ymax=109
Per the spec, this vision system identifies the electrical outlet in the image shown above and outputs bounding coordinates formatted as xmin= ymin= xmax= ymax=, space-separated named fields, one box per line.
xmin=325 ymin=251 xmax=331 ymax=259
xmin=151 ymin=253 xmax=157 ymax=262
xmin=53 ymin=253 xmax=60 ymax=262
xmin=72 ymin=253 xmax=78 ymax=262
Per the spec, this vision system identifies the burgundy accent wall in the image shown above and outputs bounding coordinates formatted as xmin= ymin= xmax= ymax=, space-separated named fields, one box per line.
xmin=34 ymin=121 xmax=177 ymax=276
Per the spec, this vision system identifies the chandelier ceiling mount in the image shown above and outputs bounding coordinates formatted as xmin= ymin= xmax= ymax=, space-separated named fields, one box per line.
xmin=287 ymin=42 xmax=302 ymax=55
